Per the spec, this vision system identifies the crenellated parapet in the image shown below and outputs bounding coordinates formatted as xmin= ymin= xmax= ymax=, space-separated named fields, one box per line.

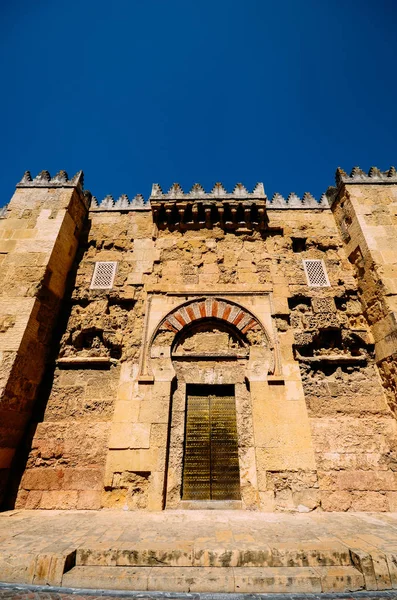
xmin=73 ymin=180 xmax=330 ymax=217
xmin=150 ymin=182 xmax=267 ymax=231
xmin=268 ymin=192 xmax=329 ymax=209
xmin=17 ymin=170 xmax=85 ymax=190
xmin=335 ymin=166 xmax=397 ymax=187
xmin=90 ymin=193 xmax=150 ymax=211
xmin=14 ymin=173 xmax=331 ymax=218
xmin=150 ymin=182 xmax=266 ymax=200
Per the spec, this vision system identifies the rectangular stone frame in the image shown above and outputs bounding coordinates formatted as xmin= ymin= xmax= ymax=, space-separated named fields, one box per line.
xmin=104 ymin=285 xmax=317 ymax=511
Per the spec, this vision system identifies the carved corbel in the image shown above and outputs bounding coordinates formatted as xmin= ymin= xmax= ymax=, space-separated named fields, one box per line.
xmin=165 ymin=202 xmax=174 ymax=226
xmin=231 ymin=204 xmax=238 ymax=228
xmin=192 ymin=203 xmax=199 ymax=225
xmin=176 ymin=201 xmax=187 ymax=228
xmin=244 ymin=204 xmax=251 ymax=228
xmin=204 ymin=205 xmax=212 ymax=228
xmin=217 ymin=203 xmax=224 ymax=228
xmin=258 ymin=205 xmax=266 ymax=229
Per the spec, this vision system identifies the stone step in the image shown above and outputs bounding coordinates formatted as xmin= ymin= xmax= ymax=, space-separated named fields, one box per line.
xmin=62 ymin=565 xmax=364 ymax=593
xmin=76 ymin=540 xmax=352 ymax=568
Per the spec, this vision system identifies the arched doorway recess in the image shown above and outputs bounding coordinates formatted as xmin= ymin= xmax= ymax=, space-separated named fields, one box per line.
xmin=149 ymin=297 xmax=275 ymax=509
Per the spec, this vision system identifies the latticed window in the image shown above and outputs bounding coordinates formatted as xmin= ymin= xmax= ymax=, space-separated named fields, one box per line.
xmin=303 ymin=259 xmax=330 ymax=287
xmin=90 ymin=261 xmax=117 ymax=289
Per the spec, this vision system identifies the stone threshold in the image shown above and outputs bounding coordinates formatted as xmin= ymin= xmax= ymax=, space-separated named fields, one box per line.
xmin=177 ymin=500 xmax=243 ymax=510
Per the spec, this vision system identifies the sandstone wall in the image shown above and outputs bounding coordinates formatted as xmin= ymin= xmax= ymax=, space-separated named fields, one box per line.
xmin=13 ymin=209 xmax=151 ymax=509
xmin=266 ymin=207 xmax=397 ymax=511
xmin=331 ymin=177 xmax=397 ymax=420
xmin=9 ymin=178 xmax=397 ymax=512
xmin=0 ymin=174 xmax=89 ymax=506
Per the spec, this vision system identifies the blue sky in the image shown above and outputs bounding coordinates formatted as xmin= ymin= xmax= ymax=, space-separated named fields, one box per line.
xmin=1 ymin=0 xmax=396 ymax=205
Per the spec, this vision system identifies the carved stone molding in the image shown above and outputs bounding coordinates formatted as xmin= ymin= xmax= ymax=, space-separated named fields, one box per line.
xmin=160 ymin=297 xmax=262 ymax=336
xmin=138 ymin=294 xmax=278 ymax=382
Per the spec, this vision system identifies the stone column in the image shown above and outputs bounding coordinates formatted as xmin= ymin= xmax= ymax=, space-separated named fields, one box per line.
xmin=0 ymin=170 xmax=89 ymax=506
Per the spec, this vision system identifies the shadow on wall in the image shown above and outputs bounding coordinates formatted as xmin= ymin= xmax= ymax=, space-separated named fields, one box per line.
xmin=2 ymin=220 xmax=92 ymax=510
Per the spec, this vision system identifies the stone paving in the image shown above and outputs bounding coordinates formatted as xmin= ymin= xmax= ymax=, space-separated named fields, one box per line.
xmin=2 ymin=509 xmax=397 ymax=550
xmin=1 ymin=510 xmax=397 ymax=593
xmin=2 ymin=509 xmax=397 ymax=555
xmin=1 ymin=584 xmax=397 ymax=600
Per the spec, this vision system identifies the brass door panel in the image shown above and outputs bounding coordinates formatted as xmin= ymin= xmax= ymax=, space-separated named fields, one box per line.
xmin=183 ymin=395 xmax=211 ymax=500
xmin=183 ymin=390 xmax=241 ymax=501
xmin=210 ymin=394 xmax=240 ymax=500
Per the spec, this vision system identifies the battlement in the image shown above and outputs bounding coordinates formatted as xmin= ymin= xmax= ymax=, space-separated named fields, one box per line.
xmin=91 ymin=194 xmax=150 ymax=211
xmin=268 ymin=192 xmax=329 ymax=209
xmin=335 ymin=166 xmax=397 ymax=186
xmin=17 ymin=169 xmax=84 ymax=190
xmin=150 ymin=182 xmax=266 ymax=200
xmin=14 ymin=168 xmax=397 ymax=210
xmin=88 ymin=184 xmax=330 ymax=213
xmin=150 ymin=183 xmax=267 ymax=230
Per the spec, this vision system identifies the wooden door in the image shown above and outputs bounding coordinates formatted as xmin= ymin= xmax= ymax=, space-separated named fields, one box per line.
xmin=182 ymin=387 xmax=240 ymax=500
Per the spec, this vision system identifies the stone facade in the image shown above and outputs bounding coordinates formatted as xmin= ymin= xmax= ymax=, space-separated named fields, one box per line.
xmin=0 ymin=167 xmax=397 ymax=512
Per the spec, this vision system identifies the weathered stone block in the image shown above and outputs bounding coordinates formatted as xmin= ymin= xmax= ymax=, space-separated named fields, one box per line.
xmin=138 ymin=399 xmax=169 ymax=424
xmin=108 ymin=423 xmax=150 ymax=449
xmin=233 ymin=566 xmax=322 ymax=593
xmin=21 ymin=468 xmax=64 ymax=491
xmin=62 ymin=565 xmax=148 ymax=590
xmin=350 ymin=491 xmax=389 ymax=511
xmin=24 ymin=490 xmax=43 ymax=509
xmin=259 ymin=491 xmax=275 ymax=511
xmin=320 ymin=490 xmax=352 ymax=511
xmin=77 ymin=490 xmax=102 ymax=509
xmin=39 ymin=490 xmax=78 ymax=509
xmin=106 ymin=448 xmax=164 ymax=474
xmin=0 ymin=551 xmax=36 ymax=583
xmin=112 ymin=399 xmax=141 ymax=422
xmin=149 ymin=566 xmax=235 ymax=592
xmin=336 ymin=470 xmax=397 ymax=491
xmin=62 ymin=468 xmax=103 ymax=491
